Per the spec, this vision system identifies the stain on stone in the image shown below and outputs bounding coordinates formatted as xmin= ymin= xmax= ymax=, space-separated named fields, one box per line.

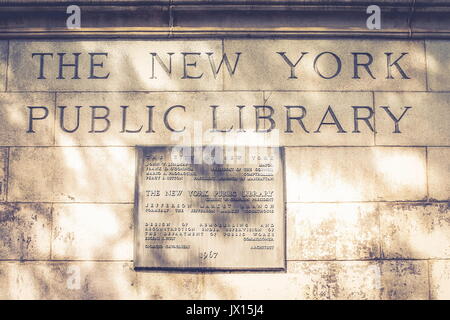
xmin=0 ymin=203 xmax=19 ymax=223
xmin=0 ymin=203 xmax=51 ymax=260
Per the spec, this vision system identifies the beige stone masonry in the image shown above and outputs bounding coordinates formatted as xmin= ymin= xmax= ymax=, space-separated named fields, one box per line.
xmin=375 ymin=92 xmax=450 ymax=146
xmin=0 ymin=259 xmax=436 ymax=299
xmin=0 ymin=261 xmax=137 ymax=299
xmin=51 ymin=204 xmax=133 ymax=261
xmin=426 ymin=40 xmax=450 ymax=91
xmin=287 ymin=203 xmax=380 ymax=260
xmin=285 ymin=147 xmax=427 ymax=202
xmin=380 ymin=260 xmax=429 ymax=300
xmin=0 ymin=203 xmax=52 ymax=260
xmin=380 ymin=202 xmax=450 ymax=259
xmin=428 ymin=147 xmax=450 ymax=201
xmin=430 ymin=260 xmax=450 ymax=300
xmin=0 ymin=93 xmax=54 ymax=146
xmin=0 ymin=36 xmax=448 ymax=300
xmin=8 ymin=147 xmax=135 ymax=203
xmin=0 ymin=41 xmax=7 ymax=92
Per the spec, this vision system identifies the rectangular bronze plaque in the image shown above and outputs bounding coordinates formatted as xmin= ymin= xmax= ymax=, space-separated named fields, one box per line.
xmin=134 ymin=145 xmax=285 ymax=269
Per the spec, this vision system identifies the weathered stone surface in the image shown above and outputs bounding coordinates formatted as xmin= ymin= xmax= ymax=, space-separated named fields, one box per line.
xmin=7 ymin=148 xmax=53 ymax=202
xmin=426 ymin=40 xmax=450 ymax=91
xmin=52 ymin=204 xmax=133 ymax=260
xmin=380 ymin=202 xmax=450 ymax=259
xmin=0 ymin=262 xmax=65 ymax=299
xmin=2 ymin=36 xmax=449 ymax=300
xmin=224 ymin=39 xmax=426 ymax=91
xmin=0 ymin=262 xmax=137 ymax=299
xmin=8 ymin=40 xmax=223 ymax=92
xmin=381 ymin=260 xmax=429 ymax=300
xmin=0 ymin=259 xmax=433 ymax=300
xmin=375 ymin=92 xmax=450 ymax=146
xmin=55 ymin=91 xmax=263 ymax=146
xmin=0 ymin=93 xmax=55 ymax=146
xmin=428 ymin=148 xmax=450 ymax=201
xmin=287 ymin=261 xmax=382 ymax=300
xmin=202 ymin=261 xmax=381 ymax=299
xmin=8 ymin=147 xmax=135 ymax=202
xmin=0 ymin=203 xmax=52 ymax=260
xmin=430 ymin=260 xmax=450 ymax=300
xmin=0 ymin=148 xmax=6 ymax=202
xmin=201 ymin=272 xmax=296 ymax=300
xmin=72 ymin=262 xmax=137 ymax=299
xmin=137 ymin=272 xmax=203 ymax=299
xmin=285 ymin=147 xmax=427 ymax=202
xmin=0 ymin=42 xmax=7 ymax=91
xmin=287 ymin=203 xmax=380 ymax=260
xmin=264 ymin=91 xmax=374 ymax=146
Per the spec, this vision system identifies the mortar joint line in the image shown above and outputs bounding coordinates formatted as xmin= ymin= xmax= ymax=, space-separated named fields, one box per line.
xmin=372 ymin=91 xmax=377 ymax=146
xmin=407 ymin=0 xmax=417 ymax=39
xmin=49 ymin=202 xmax=54 ymax=260
xmin=168 ymin=1 xmax=174 ymax=38
xmin=53 ymin=92 xmax=57 ymax=146
xmin=4 ymin=40 xmax=10 ymax=92
xmin=221 ymin=39 xmax=225 ymax=92
xmin=427 ymin=259 xmax=432 ymax=300
xmin=425 ymin=147 xmax=430 ymax=202
xmin=5 ymin=147 xmax=10 ymax=202
xmin=423 ymin=41 xmax=430 ymax=91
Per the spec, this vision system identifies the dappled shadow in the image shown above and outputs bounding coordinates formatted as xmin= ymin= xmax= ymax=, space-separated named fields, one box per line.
xmin=0 ymin=38 xmax=449 ymax=300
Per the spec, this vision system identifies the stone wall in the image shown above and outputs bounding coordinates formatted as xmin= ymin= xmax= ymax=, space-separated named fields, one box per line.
xmin=0 ymin=38 xmax=449 ymax=299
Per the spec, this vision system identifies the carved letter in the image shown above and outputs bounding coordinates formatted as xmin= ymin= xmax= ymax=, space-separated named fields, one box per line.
xmin=255 ymin=106 xmax=275 ymax=133
xmin=27 ymin=106 xmax=49 ymax=133
xmin=32 ymin=53 xmax=53 ymax=79
xmin=57 ymin=53 xmax=81 ymax=80
xmin=210 ymin=106 xmax=233 ymax=132
xmin=385 ymin=53 xmax=410 ymax=79
xmin=237 ymin=105 xmax=246 ymax=132
xmin=380 ymin=106 xmax=411 ymax=133
xmin=314 ymin=52 xmax=342 ymax=79
xmin=314 ymin=106 xmax=346 ymax=133
xmin=164 ymin=105 xmax=186 ymax=132
xmin=352 ymin=52 xmax=376 ymax=79
xmin=59 ymin=106 xmax=82 ymax=133
xmin=150 ymin=52 xmax=174 ymax=79
xmin=352 ymin=106 xmax=374 ymax=133
xmin=182 ymin=53 xmax=203 ymax=79
xmin=89 ymin=53 xmax=110 ymax=79
xmin=207 ymin=52 xmax=241 ymax=79
xmin=146 ymin=106 xmax=155 ymax=133
xmin=285 ymin=106 xmax=309 ymax=133
xmin=277 ymin=52 xmax=309 ymax=79
xmin=121 ymin=106 xmax=143 ymax=133
xmin=89 ymin=106 xmax=110 ymax=133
